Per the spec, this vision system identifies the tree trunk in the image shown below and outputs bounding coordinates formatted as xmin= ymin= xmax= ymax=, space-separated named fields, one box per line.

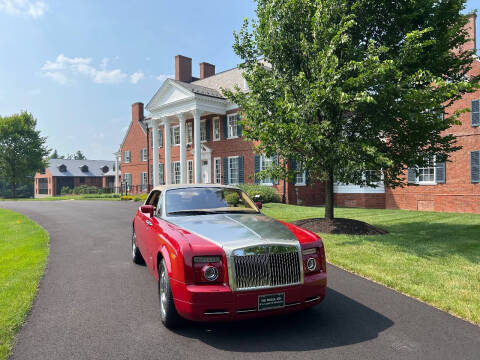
xmin=11 ymin=180 xmax=16 ymax=199
xmin=324 ymin=168 xmax=334 ymax=219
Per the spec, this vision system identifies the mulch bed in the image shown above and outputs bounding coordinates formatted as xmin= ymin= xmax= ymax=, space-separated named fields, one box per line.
xmin=292 ymin=218 xmax=388 ymax=235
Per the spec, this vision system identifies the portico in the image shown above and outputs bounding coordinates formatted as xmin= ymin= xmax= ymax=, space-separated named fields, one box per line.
xmin=145 ymin=79 xmax=229 ymax=186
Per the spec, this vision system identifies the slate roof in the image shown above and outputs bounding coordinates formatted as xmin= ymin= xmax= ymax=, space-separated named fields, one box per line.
xmin=172 ymin=80 xmax=225 ymax=99
xmin=47 ymin=159 xmax=116 ymax=177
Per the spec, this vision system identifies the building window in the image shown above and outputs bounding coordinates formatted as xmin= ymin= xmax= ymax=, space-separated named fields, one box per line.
xmin=228 ymin=156 xmax=240 ymax=185
xmin=295 ymin=162 xmax=306 ymax=185
xmin=187 ymin=122 xmax=193 ymax=144
xmin=171 ymin=126 xmax=180 ymax=146
xmin=213 ymin=117 xmax=220 ymax=141
xmin=227 ymin=113 xmax=239 ymax=138
xmin=38 ymin=178 xmax=48 ymax=194
xmin=258 ymin=156 xmax=275 ymax=185
xmin=214 ymin=157 xmax=221 ymax=184
xmin=408 ymin=157 xmax=445 ymax=185
xmin=124 ymin=173 xmax=132 ymax=187
xmin=79 ymin=177 xmax=85 ymax=184
xmin=141 ymin=172 xmax=148 ymax=191
xmin=200 ymin=120 xmax=207 ymax=142
xmin=418 ymin=158 xmax=435 ymax=184
xmin=171 ymin=161 xmax=181 ymax=184
xmin=141 ymin=148 xmax=147 ymax=162
xmin=123 ymin=150 xmax=131 ymax=163
xmin=159 ymin=163 xmax=164 ymax=185
xmin=151 ymin=129 xmax=163 ymax=148
xmin=187 ymin=160 xmax=193 ymax=184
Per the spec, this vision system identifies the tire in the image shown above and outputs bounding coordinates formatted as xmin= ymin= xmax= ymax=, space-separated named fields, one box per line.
xmin=158 ymin=259 xmax=183 ymax=328
xmin=131 ymin=228 xmax=144 ymax=264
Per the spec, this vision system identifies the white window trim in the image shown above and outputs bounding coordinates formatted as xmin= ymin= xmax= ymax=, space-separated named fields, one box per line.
xmin=294 ymin=161 xmax=306 ymax=186
xmin=141 ymin=148 xmax=147 ymax=162
xmin=415 ymin=157 xmax=437 ymax=185
xmin=228 ymin=156 xmax=240 ymax=185
xmin=227 ymin=113 xmax=239 ymax=139
xmin=213 ymin=117 xmax=220 ymax=141
xmin=214 ymin=157 xmax=221 ymax=184
xmin=200 ymin=119 xmax=207 ymax=143
xmin=171 ymin=125 xmax=180 ymax=146
xmin=123 ymin=150 xmax=131 ymax=163
xmin=172 ymin=161 xmax=181 ymax=184
xmin=187 ymin=160 xmax=193 ymax=184
xmin=259 ymin=155 xmax=274 ymax=186
xmin=159 ymin=163 xmax=164 ymax=185
xmin=124 ymin=173 xmax=132 ymax=186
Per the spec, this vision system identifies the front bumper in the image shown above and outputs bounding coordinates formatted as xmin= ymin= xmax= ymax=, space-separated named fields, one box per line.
xmin=170 ymin=272 xmax=327 ymax=322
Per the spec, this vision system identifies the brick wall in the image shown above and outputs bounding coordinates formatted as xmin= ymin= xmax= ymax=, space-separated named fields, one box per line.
xmin=335 ymin=193 xmax=386 ymax=209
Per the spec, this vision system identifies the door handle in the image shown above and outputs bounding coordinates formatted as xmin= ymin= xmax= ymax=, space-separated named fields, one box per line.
xmin=146 ymin=220 xmax=153 ymax=226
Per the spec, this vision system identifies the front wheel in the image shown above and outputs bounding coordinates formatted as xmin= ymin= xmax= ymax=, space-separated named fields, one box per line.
xmin=131 ymin=229 xmax=144 ymax=264
xmin=158 ymin=259 xmax=183 ymax=328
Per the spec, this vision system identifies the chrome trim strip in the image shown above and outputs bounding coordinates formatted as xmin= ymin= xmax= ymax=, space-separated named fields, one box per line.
xmin=237 ymin=308 xmax=257 ymax=314
xmin=305 ymin=296 xmax=321 ymax=303
xmin=285 ymin=302 xmax=301 ymax=307
xmin=204 ymin=311 xmax=229 ymax=315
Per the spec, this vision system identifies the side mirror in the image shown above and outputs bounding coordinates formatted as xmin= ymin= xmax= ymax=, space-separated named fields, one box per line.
xmin=255 ymin=201 xmax=263 ymax=210
xmin=140 ymin=205 xmax=154 ymax=217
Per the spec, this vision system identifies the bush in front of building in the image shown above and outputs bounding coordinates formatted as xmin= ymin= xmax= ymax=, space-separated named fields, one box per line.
xmin=238 ymin=184 xmax=281 ymax=203
xmin=72 ymin=185 xmax=103 ymax=195
xmin=60 ymin=186 xmax=73 ymax=195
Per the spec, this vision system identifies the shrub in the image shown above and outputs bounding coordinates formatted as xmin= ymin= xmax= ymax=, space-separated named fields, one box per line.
xmin=238 ymin=184 xmax=281 ymax=203
xmin=60 ymin=186 xmax=72 ymax=195
xmin=72 ymin=185 xmax=103 ymax=195
xmin=121 ymin=195 xmax=134 ymax=201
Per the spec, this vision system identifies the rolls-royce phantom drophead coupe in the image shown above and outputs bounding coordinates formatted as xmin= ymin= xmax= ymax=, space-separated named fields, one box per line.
xmin=132 ymin=184 xmax=327 ymax=328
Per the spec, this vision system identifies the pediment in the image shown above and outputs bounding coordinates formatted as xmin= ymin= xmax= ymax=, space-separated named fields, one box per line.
xmin=146 ymin=79 xmax=194 ymax=112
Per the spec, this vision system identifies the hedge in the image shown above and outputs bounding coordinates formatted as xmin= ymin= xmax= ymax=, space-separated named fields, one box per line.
xmin=237 ymin=184 xmax=281 ymax=203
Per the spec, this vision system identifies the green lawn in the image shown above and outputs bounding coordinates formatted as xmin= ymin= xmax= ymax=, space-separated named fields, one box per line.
xmin=263 ymin=203 xmax=480 ymax=325
xmin=0 ymin=209 xmax=49 ymax=360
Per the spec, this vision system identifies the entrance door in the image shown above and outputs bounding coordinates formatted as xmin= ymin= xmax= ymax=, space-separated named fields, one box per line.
xmin=202 ymin=160 xmax=210 ymax=183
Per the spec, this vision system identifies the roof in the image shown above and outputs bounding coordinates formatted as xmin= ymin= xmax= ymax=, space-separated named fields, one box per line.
xmin=152 ymin=183 xmax=239 ymax=192
xmin=190 ymin=67 xmax=246 ymax=94
xmin=172 ymin=80 xmax=225 ymax=99
xmin=47 ymin=159 xmax=116 ymax=177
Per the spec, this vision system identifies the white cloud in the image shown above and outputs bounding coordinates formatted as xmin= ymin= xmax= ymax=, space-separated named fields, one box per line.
xmin=130 ymin=71 xmax=144 ymax=84
xmin=0 ymin=0 xmax=47 ymax=18
xmin=41 ymin=54 xmax=138 ymax=85
xmin=156 ymin=74 xmax=173 ymax=82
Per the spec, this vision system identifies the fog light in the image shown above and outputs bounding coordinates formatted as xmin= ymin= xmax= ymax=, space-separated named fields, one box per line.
xmin=203 ymin=266 xmax=219 ymax=281
xmin=307 ymin=257 xmax=317 ymax=272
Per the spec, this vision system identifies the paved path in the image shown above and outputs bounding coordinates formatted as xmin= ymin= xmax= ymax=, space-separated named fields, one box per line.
xmin=1 ymin=200 xmax=479 ymax=360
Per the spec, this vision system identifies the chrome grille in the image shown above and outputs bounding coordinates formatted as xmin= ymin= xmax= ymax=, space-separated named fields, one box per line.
xmin=232 ymin=246 xmax=301 ymax=290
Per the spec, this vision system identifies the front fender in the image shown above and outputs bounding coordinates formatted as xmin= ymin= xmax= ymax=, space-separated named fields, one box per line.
xmin=155 ymin=245 xmax=172 ymax=281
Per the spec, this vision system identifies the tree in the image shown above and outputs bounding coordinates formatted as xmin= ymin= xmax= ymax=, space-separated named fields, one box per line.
xmin=224 ymin=0 xmax=479 ymax=219
xmin=65 ymin=150 xmax=87 ymax=160
xmin=49 ymin=149 xmax=64 ymax=159
xmin=0 ymin=112 xmax=49 ymax=198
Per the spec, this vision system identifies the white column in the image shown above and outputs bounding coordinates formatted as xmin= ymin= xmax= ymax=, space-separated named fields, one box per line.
xmin=178 ymin=114 xmax=187 ymax=184
xmin=164 ymin=120 xmax=172 ymax=185
xmin=114 ymin=151 xmax=120 ymax=193
xmin=151 ymin=118 xmax=160 ymax=187
xmin=193 ymin=110 xmax=203 ymax=183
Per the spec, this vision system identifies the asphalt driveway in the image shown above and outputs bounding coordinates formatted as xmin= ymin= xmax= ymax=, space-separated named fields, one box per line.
xmin=1 ymin=200 xmax=479 ymax=360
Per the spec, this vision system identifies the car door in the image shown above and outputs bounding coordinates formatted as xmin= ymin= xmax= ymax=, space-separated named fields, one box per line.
xmin=143 ymin=191 xmax=162 ymax=272
xmin=135 ymin=191 xmax=159 ymax=269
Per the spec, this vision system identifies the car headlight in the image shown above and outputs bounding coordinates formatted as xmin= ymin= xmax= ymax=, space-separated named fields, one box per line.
xmin=203 ymin=266 xmax=219 ymax=282
xmin=306 ymin=257 xmax=317 ymax=272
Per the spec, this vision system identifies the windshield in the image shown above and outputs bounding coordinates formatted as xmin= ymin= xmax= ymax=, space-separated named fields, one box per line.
xmin=166 ymin=187 xmax=259 ymax=215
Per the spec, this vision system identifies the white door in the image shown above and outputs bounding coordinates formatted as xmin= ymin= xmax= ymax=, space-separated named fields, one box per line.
xmin=202 ymin=160 xmax=210 ymax=183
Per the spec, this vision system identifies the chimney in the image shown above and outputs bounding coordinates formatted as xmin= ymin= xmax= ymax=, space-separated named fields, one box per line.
xmin=200 ymin=62 xmax=215 ymax=79
xmin=175 ymin=55 xmax=192 ymax=83
xmin=132 ymin=102 xmax=144 ymax=123
xmin=465 ymin=13 xmax=477 ymax=53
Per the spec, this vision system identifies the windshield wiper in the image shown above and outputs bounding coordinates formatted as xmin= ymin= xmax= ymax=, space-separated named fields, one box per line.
xmin=167 ymin=210 xmax=217 ymax=216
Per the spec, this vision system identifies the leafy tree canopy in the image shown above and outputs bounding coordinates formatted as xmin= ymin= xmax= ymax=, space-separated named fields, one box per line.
xmin=224 ymin=0 xmax=479 ymax=218
xmin=0 ymin=112 xmax=49 ymax=198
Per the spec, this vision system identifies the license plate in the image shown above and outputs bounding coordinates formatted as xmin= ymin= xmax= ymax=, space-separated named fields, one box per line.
xmin=258 ymin=293 xmax=285 ymax=311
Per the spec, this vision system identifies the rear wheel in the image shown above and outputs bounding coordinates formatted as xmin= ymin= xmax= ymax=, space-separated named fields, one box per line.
xmin=158 ymin=259 xmax=183 ymax=328
xmin=131 ymin=229 xmax=144 ymax=264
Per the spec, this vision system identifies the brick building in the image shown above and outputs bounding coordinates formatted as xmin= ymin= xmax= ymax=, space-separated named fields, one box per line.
xmin=119 ymin=14 xmax=479 ymax=213
xmin=118 ymin=56 xmax=325 ymax=205
xmin=34 ymin=159 xmax=119 ymax=197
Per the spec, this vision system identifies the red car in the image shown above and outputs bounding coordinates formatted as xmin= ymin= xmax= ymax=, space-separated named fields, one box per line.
xmin=132 ymin=184 xmax=327 ymax=328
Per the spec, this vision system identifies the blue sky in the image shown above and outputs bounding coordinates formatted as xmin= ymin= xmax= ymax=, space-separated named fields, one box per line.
xmin=0 ymin=0 xmax=478 ymax=160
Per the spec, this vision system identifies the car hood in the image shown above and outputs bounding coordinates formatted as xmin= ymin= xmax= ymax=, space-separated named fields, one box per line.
xmin=167 ymin=213 xmax=299 ymax=251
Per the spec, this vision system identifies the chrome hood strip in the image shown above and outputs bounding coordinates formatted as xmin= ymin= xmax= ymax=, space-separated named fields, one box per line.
xmin=166 ymin=213 xmax=300 ymax=252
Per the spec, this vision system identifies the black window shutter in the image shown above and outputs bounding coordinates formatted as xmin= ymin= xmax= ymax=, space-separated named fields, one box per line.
xmin=273 ymin=156 xmax=279 ymax=185
xmin=159 ymin=129 xmax=163 ymax=147
xmin=471 ymin=151 xmax=480 ymax=183
xmin=305 ymin=170 xmax=310 ymax=185
xmin=159 ymin=163 xmax=164 ymax=185
xmin=407 ymin=167 xmax=417 ymax=184
xmin=238 ymin=156 xmax=244 ymax=183
xmin=205 ymin=119 xmax=211 ymax=141
xmin=472 ymin=100 xmax=480 ymax=126
xmin=223 ymin=158 xmax=229 ymax=184
xmin=237 ymin=114 xmax=242 ymax=137
xmin=222 ymin=115 xmax=228 ymax=139
xmin=436 ymin=162 xmax=446 ymax=183
xmin=254 ymin=155 xmax=261 ymax=184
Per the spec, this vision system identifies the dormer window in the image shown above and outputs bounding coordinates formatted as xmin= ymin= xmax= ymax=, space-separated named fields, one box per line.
xmin=80 ymin=165 xmax=89 ymax=173
xmin=102 ymin=165 xmax=109 ymax=173
xmin=58 ymin=164 xmax=67 ymax=172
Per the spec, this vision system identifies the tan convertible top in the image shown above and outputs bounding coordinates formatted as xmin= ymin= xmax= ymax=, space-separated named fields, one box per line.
xmin=152 ymin=183 xmax=239 ymax=192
